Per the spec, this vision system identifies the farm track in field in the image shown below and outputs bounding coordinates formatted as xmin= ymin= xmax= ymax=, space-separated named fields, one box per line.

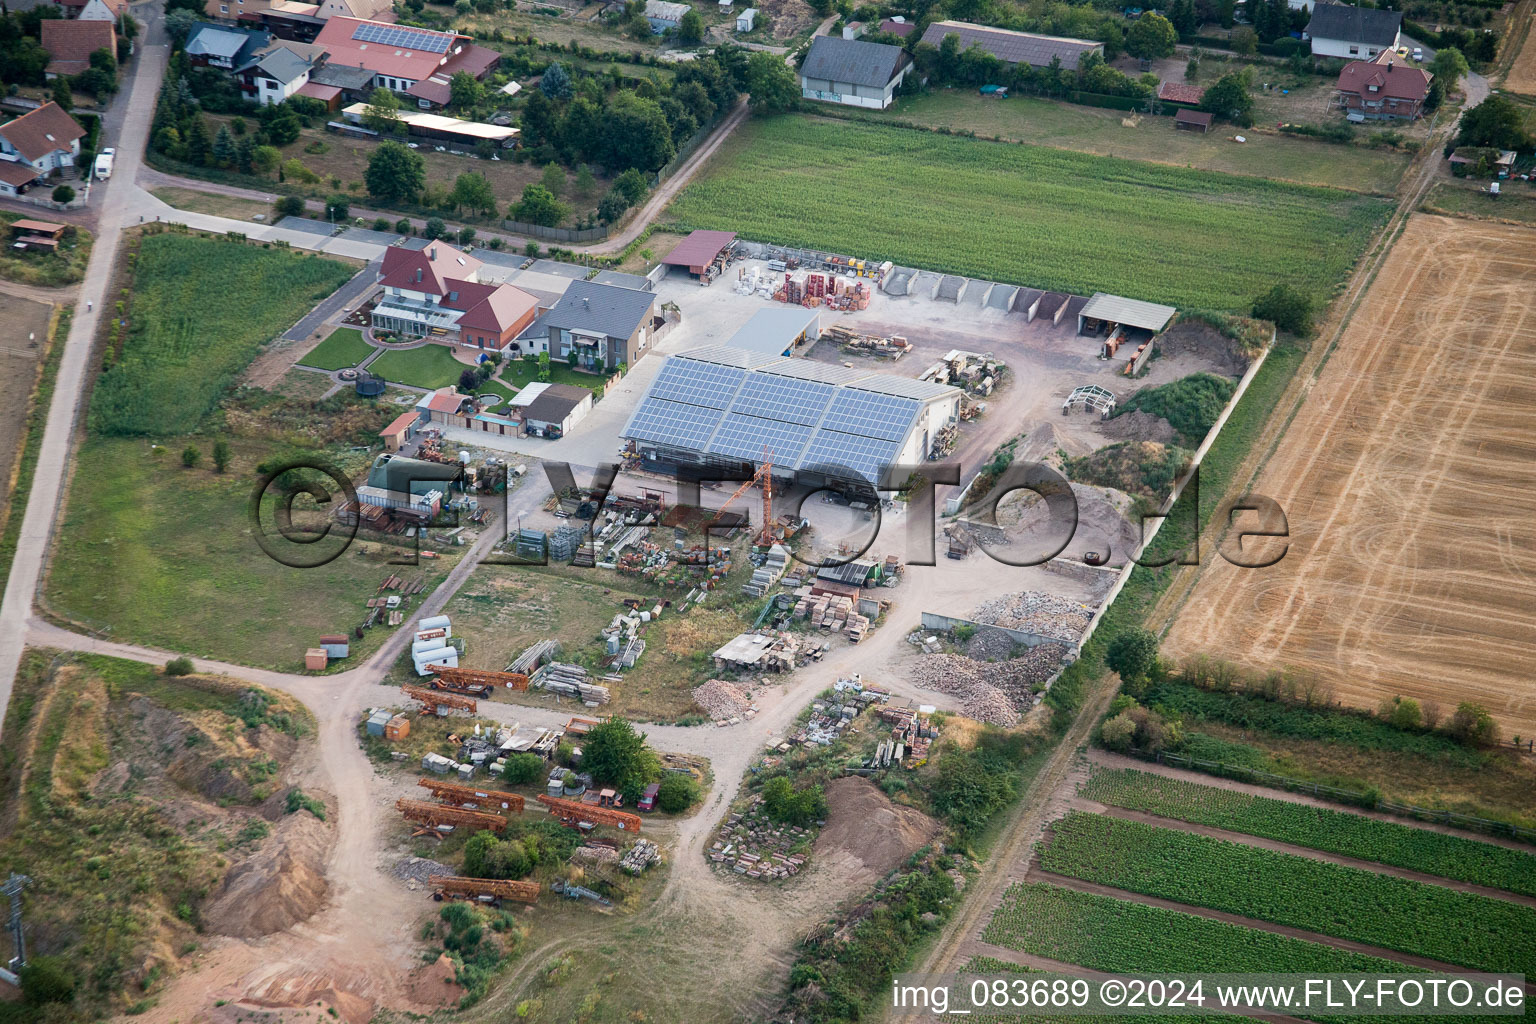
xmin=1063 ymin=800 xmax=1536 ymax=909
xmin=1021 ymin=868 xmax=1505 ymax=979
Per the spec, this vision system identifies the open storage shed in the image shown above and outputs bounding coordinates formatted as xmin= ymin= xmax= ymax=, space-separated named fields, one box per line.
xmin=661 ymin=230 xmax=737 ymax=280
xmin=1077 ymin=292 xmax=1177 ymax=337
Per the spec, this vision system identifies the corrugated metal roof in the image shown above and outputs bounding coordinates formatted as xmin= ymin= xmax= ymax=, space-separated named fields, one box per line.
xmin=847 ymin=374 xmax=957 ymax=401
xmin=674 ymin=344 xmax=781 ymax=369
xmin=1079 ymin=292 xmax=1177 ymax=331
xmin=918 ymin=20 xmax=1102 ymax=70
xmin=661 ymin=229 xmax=737 ymax=268
xmin=800 ymin=35 xmax=908 ymax=89
xmin=725 ymin=307 xmax=819 ymax=356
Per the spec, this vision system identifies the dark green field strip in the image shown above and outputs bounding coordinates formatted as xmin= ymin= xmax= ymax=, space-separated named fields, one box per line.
xmin=1082 ymin=767 xmax=1536 ymax=898
xmin=1038 ymin=812 xmax=1536 ymax=975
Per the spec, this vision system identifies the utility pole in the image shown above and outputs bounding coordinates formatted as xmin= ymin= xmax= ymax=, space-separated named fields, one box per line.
xmin=4 ymin=872 xmax=29 ymax=977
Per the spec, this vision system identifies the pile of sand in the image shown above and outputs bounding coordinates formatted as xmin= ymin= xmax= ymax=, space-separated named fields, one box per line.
xmin=814 ymin=777 xmax=940 ymax=879
xmin=405 ymin=953 xmax=463 ymax=1010
xmin=202 ymin=806 xmax=331 ymax=938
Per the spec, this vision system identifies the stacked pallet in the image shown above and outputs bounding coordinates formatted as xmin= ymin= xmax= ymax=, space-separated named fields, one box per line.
xmin=535 ymin=662 xmax=611 ymax=705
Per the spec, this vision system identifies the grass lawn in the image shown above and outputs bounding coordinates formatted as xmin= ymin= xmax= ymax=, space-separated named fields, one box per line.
xmin=91 ymin=233 xmax=354 ymax=435
xmin=46 ymin=436 xmax=463 ymax=671
xmin=369 ymin=344 xmax=468 ymax=390
xmin=269 ymin=366 xmax=337 ymax=401
xmin=150 ymin=185 xmax=275 ymax=222
xmin=496 ymin=357 xmax=612 ymax=398
xmin=1422 ymin=180 xmax=1536 ymax=224
xmin=669 ymin=115 xmax=1393 ymax=311
xmin=874 ymin=91 xmax=1412 ymax=194
xmin=299 ymin=327 xmax=374 ymax=370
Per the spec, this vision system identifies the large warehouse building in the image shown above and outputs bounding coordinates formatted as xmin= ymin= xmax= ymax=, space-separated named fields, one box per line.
xmin=622 ymin=347 xmax=962 ymax=488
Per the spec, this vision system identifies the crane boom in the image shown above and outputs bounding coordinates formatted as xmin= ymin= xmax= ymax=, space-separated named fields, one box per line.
xmin=428 ymin=874 xmax=540 ymax=905
xmin=417 ymin=778 xmax=525 ymax=814
xmin=401 ymin=684 xmax=477 ymax=715
xmin=710 ymin=446 xmax=775 ymax=546
xmin=395 ymin=797 xmax=507 ymax=838
xmin=537 ymin=794 xmax=642 ymax=833
xmin=428 ymin=665 xmax=530 ymax=696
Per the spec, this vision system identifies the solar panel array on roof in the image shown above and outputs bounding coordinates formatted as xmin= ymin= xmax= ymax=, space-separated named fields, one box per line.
xmin=711 ymin=412 xmax=815 ymax=464
xmin=824 ymin=389 xmax=919 ymax=442
xmin=352 ymin=21 xmax=453 ymax=52
xmin=624 ymin=398 xmax=724 ymax=450
xmin=800 ymin=430 xmax=904 ymax=483
xmin=732 ymin=375 xmax=835 ymax=426
xmin=649 ymin=358 xmax=745 ymax=410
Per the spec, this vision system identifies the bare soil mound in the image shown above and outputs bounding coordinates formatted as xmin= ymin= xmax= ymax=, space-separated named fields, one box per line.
xmin=202 ymin=805 xmax=331 ymax=938
xmin=1155 ymin=320 xmax=1252 ymax=376
xmin=1066 ymin=441 xmax=1190 ymax=503
xmin=815 ymin=777 xmax=940 ymax=879
xmin=1099 ymin=409 xmax=1177 ymax=444
xmin=405 ymin=953 xmax=463 ymax=1009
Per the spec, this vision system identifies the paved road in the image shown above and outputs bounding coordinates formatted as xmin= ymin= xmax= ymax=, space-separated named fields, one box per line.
xmin=0 ymin=13 xmax=169 ymax=738
xmin=283 ymin=258 xmax=382 ymax=342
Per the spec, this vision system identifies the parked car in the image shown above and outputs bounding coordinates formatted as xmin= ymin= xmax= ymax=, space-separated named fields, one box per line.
xmin=1412 ymin=47 xmax=1424 ymax=61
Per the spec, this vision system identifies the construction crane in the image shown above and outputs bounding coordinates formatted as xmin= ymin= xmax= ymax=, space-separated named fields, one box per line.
xmin=711 ymin=446 xmax=775 ymax=547
xmin=428 ymin=665 xmax=530 ymax=697
xmin=537 ymin=794 xmax=642 ymax=834
xmin=396 ymin=797 xmax=507 ymax=838
xmin=417 ymin=778 xmax=525 ymax=814
xmin=428 ymin=874 xmax=540 ymax=906
xmin=401 ymin=684 xmax=477 ymax=716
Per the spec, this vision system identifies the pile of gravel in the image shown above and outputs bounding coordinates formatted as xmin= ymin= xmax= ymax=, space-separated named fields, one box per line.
xmin=973 ymin=591 xmax=1094 ymax=643
xmin=393 ymin=857 xmax=451 ymax=889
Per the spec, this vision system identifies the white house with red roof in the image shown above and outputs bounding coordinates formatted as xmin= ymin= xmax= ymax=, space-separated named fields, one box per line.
xmin=373 ymin=241 xmax=540 ymax=354
xmin=0 ymin=102 xmax=86 ymax=195
xmin=310 ymin=17 xmax=498 ymax=108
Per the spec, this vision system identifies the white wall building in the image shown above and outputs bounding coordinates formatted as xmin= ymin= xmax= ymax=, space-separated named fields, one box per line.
xmin=798 ymin=35 xmax=912 ymax=110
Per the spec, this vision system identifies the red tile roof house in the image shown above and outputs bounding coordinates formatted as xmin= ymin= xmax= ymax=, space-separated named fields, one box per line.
xmin=1334 ymin=52 xmax=1432 ymax=121
xmin=373 ymin=241 xmax=540 ymax=355
xmin=41 ymin=18 xmax=117 ymax=78
xmin=0 ymin=103 xmax=86 ymax=196
xmin=310 ymin=17 xmax=499 ymax=109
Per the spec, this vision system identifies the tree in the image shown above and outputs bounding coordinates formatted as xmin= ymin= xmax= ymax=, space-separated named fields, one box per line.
xmin=501 ymin=752 xmax=545 ymax=785
xmin=574 ymin=164 xmax=597 ymax=196
xmin=51 ymin=75 xmax=72 ymax=111
xmin=449 ymin=70 xmax=483 ymax=110
xmin=599 ymin=91 xmax=675 ymax=171
xmin=597 ymin=189 xmax=630 ymax=223
xmin=1252 ymin=283 xmax=1314 ymax=334
xmin=325 ymin=194 xmax=349 ymax=221
xmin=251 ymin=144 xmax=281 ymax=175
xmin=519 ymin=88 xmax=558 ymax=147
xmin=1429 ymin=47 xmax=1468 ymax=93
xmin=1446 ymin=702 xmax=1498 ymax=747
xmin=274 ymin=195 xmax=305 ymax=217
xmin=761 ymin=776 xmax=827 ymax=826
xmin=1125 ymin=12 xmax=1177 ymax=61
xmin=212 ymin=439 xmax=231 ymax=473
xmin=51 ymin=184 xmax=74 ymax=204
xmin=1200 ymin=71 xmax=1253 ymax=126
xmin=539 ymin=60 xmax=573 ymax=99
xmin=181 ymin=445 xmax=201 ymax=468
xmin=612 ymin=166 xmax=650 ymax=205
xmin=264 ymin=107 xmax=301 ymax=145
xmin=235 ymin=134 xmax=256 ymax=173
xmin=655 ymin=772 xmax=699 ymax=813
xmin=457 ymin=225 xmax=476 ymax=245
xmin=1185 ymin=55 xmax=1199 ymax=81
xmin=745 ymin=50 xmax=798 ymax=113
xmin=1230 ymin=25 xmax=1258 ymax=55
xmin=511 ymin=184 xmax=568 ymax=226
xmin=558 ymin=96 xmax=603 ymax=163
xmin=540 ymin=161 xmax=565 ymax=196
xmin=164 ymin=7 xmax=198 ymax=43
xmin=537 ymin=350 xmax=551 ymax=382
xmin=1379 ymin=695 xmax=1422 ymax=730
xmin=365 ymin=141 xmax=426 ymax=204
xmin=1100 ymin=711 xmax=1138 ymax=752
xmin=1167 ymin=0 xmax=1198 ymax=40
xmin=363 ymin=86 xmax=402 ymax=134
xmin=459 ymin=367 xmax=481 ymax=393
xmin=1105 ymin=628 xmax=1159 ymax=691
xmin=678 ymin=7 xmax=704 ymax=43
xmin=451 ymin=171 xmax=497 ymax=216
xmin=1457 ymin=95 xmax=1533 ymax=150
xmin=395 ymin=217 xmax=413 ymax=234
xmin=581 ymin=718 xmax=659 ymax=800
xmin=423 ymin=216 xmax=448 ymax=240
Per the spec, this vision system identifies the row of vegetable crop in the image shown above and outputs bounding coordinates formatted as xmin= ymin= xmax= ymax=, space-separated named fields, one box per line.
xmin=1037 ymin=812 xmax=1536 ymax=976
xmin=1080 ymin=767 xmax=1536 ymax=898
xmin=977 ymin=889 xmax=1516 ymax=1024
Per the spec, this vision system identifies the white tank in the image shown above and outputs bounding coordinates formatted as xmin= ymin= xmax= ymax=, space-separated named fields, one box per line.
xmin=458 ymin=450 xmax=471 ymax=464
xmin=412 ymin=637 xmax=450 ymax=657
xmin=418 ymin=615 xmax=451 ymax=633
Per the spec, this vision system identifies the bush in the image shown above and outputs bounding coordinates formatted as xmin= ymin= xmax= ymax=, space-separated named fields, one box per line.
xmin=655 ymin=772 xmax=699 ymax=813
xmin=501 ymin=753 xmax=545 ymax=785
xmin=1446 ymin=702 xmax=1498 ymax=748
xmin=181 ymin=445 xmax=200 ymax=468
xmin=19 ymin=956 xmax=76 ymax=1006
xmin=51 ymin=184 xmax=75 ymax=204
xmin=372 ymin=217 xmax=391 ymax=231
xmin=1252 ymin=283 xmax=1315 ymax=334
xmin=164 ymin=656 xmax=194 ymax=676
xmin=1105 ymin=628 xmax=1159 ymax=692
xmin=761 ymin=775 xmax=826 ymax=826
xmin=274 ymin=195 xmax=305 ymax=218
xmin=423 ymin=217 xmax=448 ymax=240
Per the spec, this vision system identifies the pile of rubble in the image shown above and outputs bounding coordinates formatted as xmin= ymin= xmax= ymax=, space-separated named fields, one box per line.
xmin=964 ymin=625 xmax=1019 ymax=661
xmin=621 ymin=839 xmax=663 ymax=875
xmin=571 ymin=845 xmax=620 ymax=867
xmin=709 ymin=797 xmax=811 ymax=881
xmin=393 ymin=857 xmax=452 ymax=891
xmin=973 ymin=591 xmax=1094 ymax=643
xmin=693 ymin=679 xmax=756 ymax=722
xmin=962 ymin=684 xmax=1020 ymax=727
xmin=907 ymin=645 xmax=1069 ymax=724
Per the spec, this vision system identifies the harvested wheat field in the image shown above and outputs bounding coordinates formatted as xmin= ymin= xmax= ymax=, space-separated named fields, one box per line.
xmin=1167 ymin=215 xmax=1536 ymax=737
xmin=1504 ymin=8 xmax=1536 ymax=95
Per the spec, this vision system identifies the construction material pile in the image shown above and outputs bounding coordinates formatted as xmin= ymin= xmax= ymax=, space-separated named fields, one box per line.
xmin=534 ymin=662 xmax=611 ymax=705
xmin=918 ymin=349 xmax=1006 ymax=396
xmin=621 ymin=839 xmax=662 ymax=875
xmin=571 ymin=845 xmax=620 ymax=867
xmin=972 ymin=591 xmax=1094 ymax=643
xmin=821 ymin=323 xmax=908 ymax=358
xmin=616 ymin=540 xmax=733 ymax=590
xmin=392 ymin=857 xmax=453 ymax=889
xmin=792 ymin=592 xmax=871 ymax=641
xmin=709 ymin=797 xmax=810 ymax=881
xmin=907 ymin=645 xmax=1071 ymax=725
xmin=965 ymin=626 xmax=1018 ymax=661
xmin=692 ymin=679 xmax=756 ymax=722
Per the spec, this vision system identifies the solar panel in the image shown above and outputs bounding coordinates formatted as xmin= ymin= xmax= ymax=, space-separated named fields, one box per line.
xmin=798 ymin=429 xmax=903 ymax=484
xmin=624 ymin=397 xmax=723 ymax=450
xmin=649 ymin=358 xmax=746 ymax=410
xmin=822 ymin=390 xmax=919 ymax=442
xmin=352 ymin=21 xmax=453 ymax=52
xmin=709 ymin=412 xmax=814 ymax=464
xmin=730 ymin=375 xmax=834 ymax=426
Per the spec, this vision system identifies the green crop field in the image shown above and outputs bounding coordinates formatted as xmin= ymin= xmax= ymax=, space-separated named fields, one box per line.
xmin=1038 ymin=812 xmax=1536 ymax=974
xmin=1082 ymin=768 xmax=1536 ymax=897
xmin=299 ymin=327 xmax=373 ymax=371
xmin=669 ymin=117 xmax=1392 ymax=311
xmin=90 ymin=234 xmax=353 ymax=436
